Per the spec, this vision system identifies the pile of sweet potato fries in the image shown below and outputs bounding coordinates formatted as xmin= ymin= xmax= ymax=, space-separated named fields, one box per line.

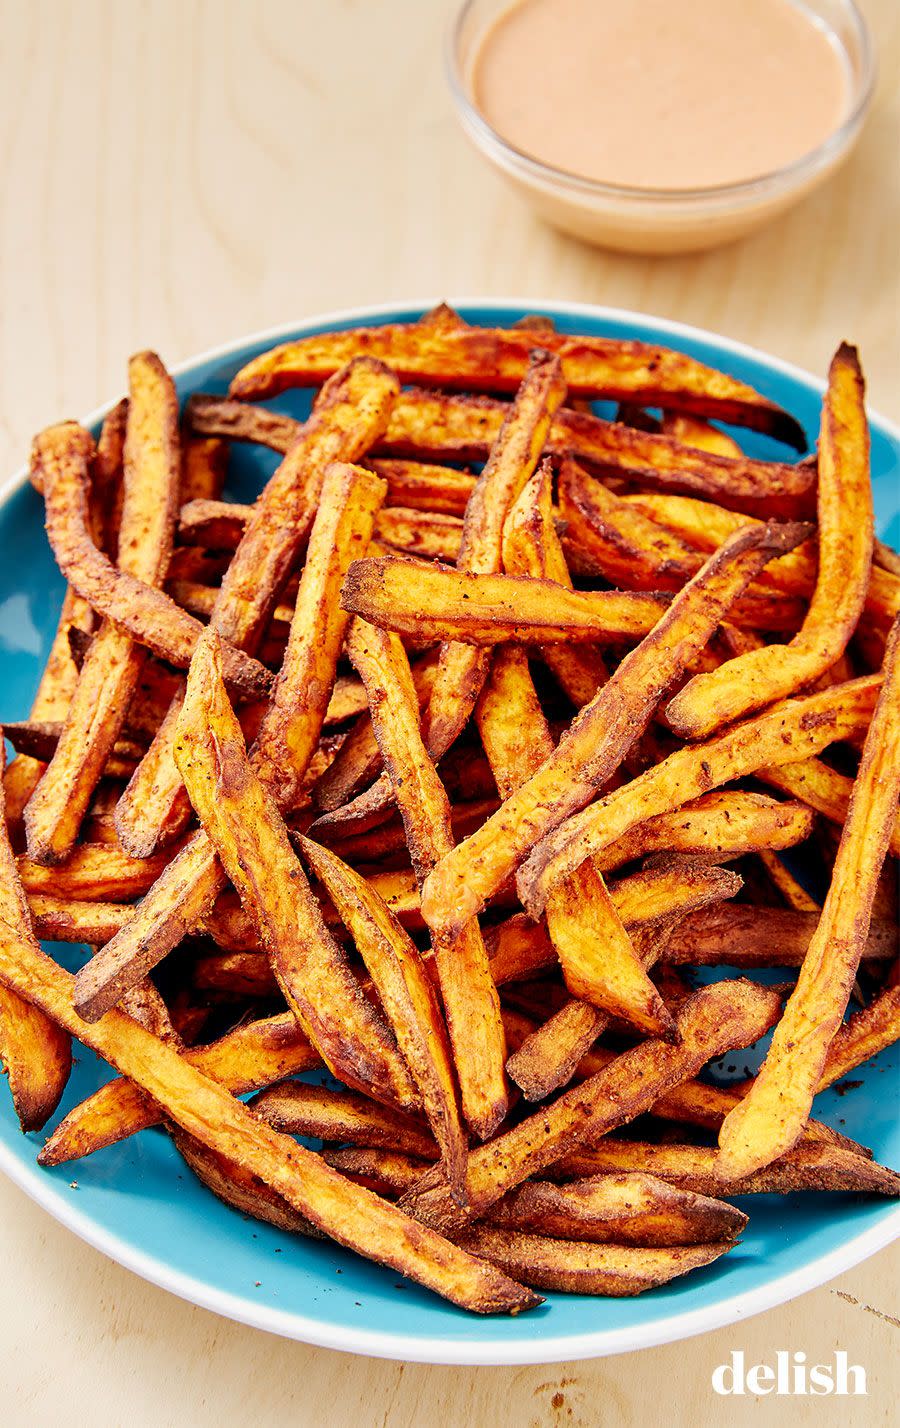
xmin=0 ymin=307 xmax=898 ymax=1314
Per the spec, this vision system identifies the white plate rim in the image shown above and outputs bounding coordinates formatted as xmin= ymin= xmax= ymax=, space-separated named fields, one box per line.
xmin=1 ymin=296 xmax=898 ymax=1366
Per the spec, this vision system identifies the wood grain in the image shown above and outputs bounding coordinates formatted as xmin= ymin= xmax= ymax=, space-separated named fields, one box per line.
xmin=0 ymin=1 xmax=897 ymax=1423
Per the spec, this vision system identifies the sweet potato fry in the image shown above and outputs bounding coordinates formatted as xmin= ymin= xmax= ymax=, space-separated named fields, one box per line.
xmin=667 ymin=346 xmax=874 ymax=736
xmin=0 ymin=745 xmax=72 ymax=1130
xmin=718 ymin=616 xmax=900 ymax=1177
xmin=172 ymin=628 xmax=418 ymax=1111
xmin=39 ymin=1011 xmax=320 ymax=1166
xmin=661 ymin=903 xmax=897 ymax=967
xmin=250 ymin=1082 xmax=438 ymax=1159
xmin=342 ymin=556 xmax=668 ymax=646
xmin=501 ymin=459 xmax=607 ymax=705
xmin=757 ymin=756 xmax=900 ymax=858
xmin=816 ymin=986 xmax=900 ymax=1090
xmin=228 ymin=317 xmax=805 ymax=448
xmin=661 ymin=414 xmax=742 ymax=457
xmin=26 ymin=895 xmax=134 ymax=945
xmin=30 ymin=423 xmax=272 ymax=700
xmin=475 ymin=644 xmax=672 ymax=1037
xmin=346 ymin=619 xmax=508 ymax=1141
xmin=24 ymin=353 xmax=180 ymax=864
xmin=455 ymin=1226 xmax=736 ymax=1296
xmin=486 ymin=1172 xmax=747 ymax=1246
xmin=298 ymin=836 xmax=467 ymax=1196
xmin=757 ymin=850 xmax=821 ymax=914
xmin=421 ymin=522 xmax=810 ymax=937
xmin=322 ymin=1147 xmax=432 ymax=1197
xmin=116 ymin=360 xmax=398 ymax=856
xmin=18 ymin=841 xmax=181 ymax=902
xmin=518 ymin=675 xmax=880 ymax=918
xmin=0 ymin=937 xmax=537 ymax=1313
xmin=554 ymin=1138 xmax=900 ymax=1198
xmin=401 ymin=979 xmax=782 ymax=1231
xmin=75 ymin=464 xmax=387 ymax=1019
xmin=598 ymin=791 xmax=815 ymax=871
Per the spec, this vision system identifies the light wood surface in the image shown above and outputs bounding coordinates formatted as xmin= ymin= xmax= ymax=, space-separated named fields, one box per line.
xmin=0 ymin=2 xmax=897 ymax=1424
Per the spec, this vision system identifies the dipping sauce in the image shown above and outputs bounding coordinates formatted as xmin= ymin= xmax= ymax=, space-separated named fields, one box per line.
xmin=473 ymin=0 xmax=851 ymax=191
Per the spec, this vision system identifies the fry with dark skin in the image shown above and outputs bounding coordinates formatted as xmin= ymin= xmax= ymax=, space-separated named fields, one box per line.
xmin=517 ymin=674 xmax=880 ymax=918
xmin=420 ymin=521 xmax=811 ymax=937
xmin=24 ymin=352 xmax=180 ymax=864
xmin=666 ymin=346 xmax=873 ymax=737
xmin=228 ymin=316 xmax=805 ymax=448
xmin=661 ymin=903 xmax=897 ymax=967
xmin=718 ymin=616 xmax=900 ymax=1177
xmin=172 ymin=628 xmax=418 ymax=1112
xmin=346 ymin=618 xmax=509 ymax=1141
xmin=298 ymin=836 xmax=467 ymax=1198
xmin=30 ymin=422 xmax=272 ymax=700
xmin=0 ymin=938 xmax=538 ymax=1314
xmin=502 ymin=459 xmax=607 ymax=705
xmin=249 ymin=1082 xmax=439 ymax=1159
xmin=116 ymin=358 xmax=399 ymax=856
xmin=73 ymin=463 xmax=386 ymax=1020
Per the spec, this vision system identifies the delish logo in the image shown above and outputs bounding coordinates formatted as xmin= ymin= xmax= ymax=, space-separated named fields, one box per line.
xmin=711 ymin=1350 xmax=867 ymax=1397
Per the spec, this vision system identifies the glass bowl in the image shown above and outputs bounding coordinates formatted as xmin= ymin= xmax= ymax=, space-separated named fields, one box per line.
xmin=447 ymin=0 xmax=876 ymax=255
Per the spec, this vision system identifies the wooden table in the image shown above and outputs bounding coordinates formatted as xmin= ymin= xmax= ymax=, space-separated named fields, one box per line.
xmin=0 ymin=3 xmax=897 ymax=1424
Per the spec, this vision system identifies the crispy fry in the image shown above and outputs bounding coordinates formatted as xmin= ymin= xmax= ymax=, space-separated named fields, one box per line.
xmin=667 ymin=347 xmax=873 ymax=736
xmin=421 ymin=522 xmax=810 ymax=936
xmin=0 ymin=938 xmax=537 ymax=1313
xmin=487 ymin=1172 xmax=747 ymax=1246
xmin=26 ymin=895 xmax=134 ymax=945
xmin=0 ymin=745 xmax=72 ymax=1130
xmin=76 ymin=464 xmax=386 ymax=1019
xmin=24 ymin=353 xmax=180 ymax=864
xmin=718 ymin=616 xmax=900 ymax=1177
xmin=298 ymin=836 xmax=467 ymax=1196
xmin=662 ymin=903 xmax=897 ymax=967
xmin=322 ymin=1147 xmax=432 ymax=1197
xmin=757 ymin=851 xmax=821 ymax=914
xmin=346 ymin=619 xmax=508 ymax=1141
xmin=342 ymin=556 xmax=667 ymax=646
xmin=250 ymin=1081 xmax=438 ymax=1159
xmin=661 ymin=414 xmax=742 ymax=457
xmin=518 ymin=675 xmax=880 ymax=917
xmin=757 ymin=756 xmax=900 ymax=858
xmin=39 ymin=1012 xmax=319 ymax=1166
xmin=502 ymin=459 xmax=608 ymax=704
xmin=554 ymin=1138 xmax=900 ymax=1198
xmin=456 ymin=1226 xmax=735 ymax=1296
xmin=401 ymin=979 xmax=782 ymax=1232
xmin=228 ymin=318 xmax=805 ymax=448
xmin=30 ymin=423 xmax=272 ymax=700
xmin=172 ymin=628 xmax=418 ymax=1110
xmin=116 ymin=360 xmax=398 ymax=856
xmin=816 ymin=986 xmax=900 ymax=1090
xmin=18 ymin=841 xmax=181 ymax=902
xmin=173 ymin=1129 xmax=321 ymax=1237
xmin=599 ymin=791 xmax=816 ymax=871
xmin=475 ymin=644 xmax=672 ymax=1037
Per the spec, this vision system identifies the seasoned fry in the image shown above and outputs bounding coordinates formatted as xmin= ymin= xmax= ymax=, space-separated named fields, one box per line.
xmin=455 ymin=1226 xmax=735 ymax=1296
xmin=518 ymin=675 xmax=880 ymax=917
xmin=346 ymin=619 xmax=508 ymax=1141
xmin=228 ymin=318 xmax=805 ymax=448
xmin=421 ymin=522 xmax=810 ymax=936
xmin=0 ymin=744 xmax=72 ymax=1130
xmin=0 ymin=937 xmax=537 ymax=1313
xmin=172 ymin=628 xmax=418 ymax=1111
xmin=554 ymin=1138 xmax=900 ymax=1198
xmin=757 ymin=850 xmax=821 ymax=914
xmin=116 ymin=360 xmax=398 ymax=856
xmin=30 ymin=423 xmax=272 ymax=699
xmin=342 ymin=556 xmax=668 ymax=645
xmin=502 ymin=459 xmax=607 ymax=704
xmin=24 ymin=353 xmax=180 ymax=864
xmin=18 ymin=841 xmax=181 ymax=902
xmin=39 ymin=1012 xmax=320 ymax=1166
xmin=250 ymin=1082 xmax=438 ymax=1159
xmin=667 ymin=347 xmax=873 ymax=736
xmin=718 ymin=616 xmax=900 ymax=1177
xmin=298 ymin=837 xmax=467 ymax=1195
xmin=75 ymin=464 xmax=386 ymax=1019
xmin=598 ymin=791 xmax=816 ymax=871
xmin=475 ymin=644 xmax=672 ymax=1037
xmin=816 ymin=986 xmax=900 ymax=1090
xmin=661 ymin=903 xmax=897 ymax=967
xmin=26 ymin=895 xmax=134 ymax=946
xmin=486 ymin=1172 xmax=747 ymax=1246
xmin=757 ymin=756 xmax=900 ymax=858
xmin=173 ymin=1129 xmax=320 ymax=1238
xmin=401 ymin=979 xmax=782 ymax=1231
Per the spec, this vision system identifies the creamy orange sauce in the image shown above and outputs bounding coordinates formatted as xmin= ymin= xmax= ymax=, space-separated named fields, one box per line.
xmin=473 ymin=0 xmax=850 ymax=190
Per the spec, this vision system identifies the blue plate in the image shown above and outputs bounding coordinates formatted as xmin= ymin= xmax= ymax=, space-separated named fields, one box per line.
xmin=1 ymin=302 xmax=897 ymax=1364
